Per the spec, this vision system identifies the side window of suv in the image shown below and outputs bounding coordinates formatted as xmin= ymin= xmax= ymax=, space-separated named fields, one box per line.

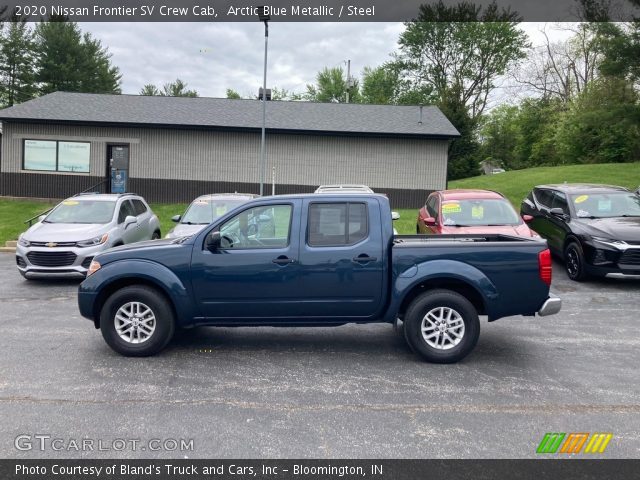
xmin=308 ymin=202 xmax=368 ymax=247
xmin=117 ymin=200 xmax=136 ymax=224
xmin=551 ymin=191 xmax=570 ymax=215
xmin=534 ymin=189 xmax=553 ymax=209
xmin=131 ymin=199 xmax=148 ymax=216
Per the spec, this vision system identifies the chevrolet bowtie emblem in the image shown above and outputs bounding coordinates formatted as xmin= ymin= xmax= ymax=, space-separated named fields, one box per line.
xmin=46 ymin=242 xmax=57 ymax=248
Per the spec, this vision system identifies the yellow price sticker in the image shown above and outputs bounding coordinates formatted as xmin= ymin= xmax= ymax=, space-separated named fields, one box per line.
xmin=62 ymin=200 xmax=79 ymax=206
xmin=471 ymin=205 xmax=484 ymax=219
xmin=442 ymin=202 xmax=461 ymax=214
xmin=574 ymin=195 xmax=589 ymax=204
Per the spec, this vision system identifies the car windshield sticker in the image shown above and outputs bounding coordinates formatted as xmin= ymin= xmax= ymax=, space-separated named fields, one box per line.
xmin=598 ymin=199 xmax=612 ymax=212
xmin=576 ymin=209 xmax=591 ymax=217
xmin=471 ymin=204 xmax=484 ymax=219
xmin=574 ymin=195 xmax=589 ymax=204
xmin=62 ymin=200 xmax=79 ymax=206
xmin=442 ymin=202 xmax=461 ymax=214
xmin=216 ymin=205 xmax=227 ymax=216
xmin=443 ymin=217 xmax=457 ymax=226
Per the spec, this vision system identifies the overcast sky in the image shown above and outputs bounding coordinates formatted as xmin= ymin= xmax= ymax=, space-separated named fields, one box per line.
xmin=80 ymin=22 xmax=569 ymax=100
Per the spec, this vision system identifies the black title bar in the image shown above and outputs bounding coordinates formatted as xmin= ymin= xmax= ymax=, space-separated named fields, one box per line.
xmin=1 ymin=459 xmax=639 ymax=480
xmin=2 ymin=0 xmax=640 ymax=22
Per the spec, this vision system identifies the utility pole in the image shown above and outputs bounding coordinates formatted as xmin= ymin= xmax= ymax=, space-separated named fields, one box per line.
xmin=345 ymin=59 xmax=351 ymax=104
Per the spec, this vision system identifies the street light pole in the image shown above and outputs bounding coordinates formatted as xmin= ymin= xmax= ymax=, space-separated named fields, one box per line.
xmin=258 ymin=7 xmax=270 ymax=196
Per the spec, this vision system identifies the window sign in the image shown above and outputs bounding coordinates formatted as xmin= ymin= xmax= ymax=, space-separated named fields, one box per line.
xmin=24 ymin=140 xmax=57 ymax=171
xmin=58 ymin=142 xmax=90 ymax=172
xmin=23 ymin=140 xmax=91 ymax=173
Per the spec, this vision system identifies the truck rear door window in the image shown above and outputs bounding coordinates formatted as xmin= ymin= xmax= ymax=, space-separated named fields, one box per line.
xmin=308 ymin=202 xmax=368 ymax=247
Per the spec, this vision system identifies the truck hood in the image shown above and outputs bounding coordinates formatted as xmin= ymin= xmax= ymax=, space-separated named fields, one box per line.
xmin=166 ymin=223 xmax=207 ymax=239
xmin=108 ymin=238 xmax=177 ymax=253
xmin=440 ymin=224 xmax=537 ymax=237
xmin=573 ymin=216 xmax=640 ymax=242
xmin=23 ymin=222 xmax=107 ymax=242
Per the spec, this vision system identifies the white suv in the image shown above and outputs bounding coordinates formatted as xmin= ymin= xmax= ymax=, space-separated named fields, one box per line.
xmin=16 ymin=193 xmax=161 ymax=279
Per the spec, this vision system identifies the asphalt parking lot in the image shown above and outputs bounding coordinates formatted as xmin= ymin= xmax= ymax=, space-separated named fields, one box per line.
xmin=0 ymin=253 xmax=639 ymax=459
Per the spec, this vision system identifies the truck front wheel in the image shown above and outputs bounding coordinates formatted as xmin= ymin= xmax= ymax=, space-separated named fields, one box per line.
xmin=100 ymin=285 xmax=175 ymax=356
xmin=404 ymin=289 xmax=480 ymax=363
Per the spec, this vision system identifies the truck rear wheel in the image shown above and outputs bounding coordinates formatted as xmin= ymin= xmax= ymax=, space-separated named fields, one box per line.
xmin=404 ymin=289 xmax=480 ymax=363
xmin=100 ymin=285 xmax=175 ymax=356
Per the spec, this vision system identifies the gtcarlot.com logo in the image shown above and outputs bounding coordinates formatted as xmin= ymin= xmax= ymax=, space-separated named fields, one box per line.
xmin=15 ymin=434 xmax=194 ymax=452
xmin=537 ymin=432 xmax=613 ymax=454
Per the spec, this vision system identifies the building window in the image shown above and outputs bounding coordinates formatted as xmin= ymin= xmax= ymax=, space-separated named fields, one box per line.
xmin=23 ymin=139 xmax=90 ymax=173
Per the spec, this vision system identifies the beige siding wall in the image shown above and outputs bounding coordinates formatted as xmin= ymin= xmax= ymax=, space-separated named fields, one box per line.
xmin=1 ymin=122 xmax=448 ymax=191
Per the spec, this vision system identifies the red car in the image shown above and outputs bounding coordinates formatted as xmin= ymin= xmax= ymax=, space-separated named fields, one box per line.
xmin=417 ymin=189 xmax=538 ymax=237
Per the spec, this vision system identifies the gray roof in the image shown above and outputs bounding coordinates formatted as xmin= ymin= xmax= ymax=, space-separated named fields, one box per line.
xmin=0 ymin=92 xmax=459 ymax=138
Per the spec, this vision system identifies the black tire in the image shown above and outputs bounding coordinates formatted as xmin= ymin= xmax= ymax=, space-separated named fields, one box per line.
xmin=403 ymin=289 xmax=480 ymax=363
xmin=100 ymin=285 xmax=175 ymax=356
xmin=564 ymin=241 xmax=588 ymax=282
xmin=151 ymin=231 xmax=161 ymax=240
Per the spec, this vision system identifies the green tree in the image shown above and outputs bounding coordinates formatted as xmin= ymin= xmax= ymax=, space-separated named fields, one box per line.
xmin=596 ymin=21 xmax=640 ymax=84
xmin=395 ymin=1 xmax=529 ymax=179
xmin=140 ymin=84 xmax=160 ymax=96
xmin=360 ymin=65 xmax=400 ymax=105
xmin=0 ymin=16 xmax=37 ymax=107
xmin=139 ymin=78 xmax=198 ymax=97
xmin=305 ymin=66 xmax=360 ymax=103
xmin=161 ymin=78 xmax=197 ymax=97
xmin=554 ymin=77 xmax=640 ymax=164
xmin=226 ymin=88 xmax=241 ymax=99
xmin=35 ymin=18 xmax=121 ymax=94
xmin=397 ymin=1 xmax=529 ymax=122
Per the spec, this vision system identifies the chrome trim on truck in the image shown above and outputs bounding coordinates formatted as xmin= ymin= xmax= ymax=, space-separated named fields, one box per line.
xmin=538 ymin=296 xmax=562 ymax=316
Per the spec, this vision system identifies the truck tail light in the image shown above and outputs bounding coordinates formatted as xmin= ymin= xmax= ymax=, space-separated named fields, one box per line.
xmin=538 ymin=248 xmax=552 ymax=286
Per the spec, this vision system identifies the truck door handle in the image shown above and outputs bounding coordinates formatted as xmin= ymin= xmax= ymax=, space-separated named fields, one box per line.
xmin=352 ymin=254 xmax=377 ymax=264
xmin=272 ymin=256 xmax=295 ymax=265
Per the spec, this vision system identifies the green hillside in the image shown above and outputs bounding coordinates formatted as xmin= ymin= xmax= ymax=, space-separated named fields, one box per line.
xmin=448 ymin=162 xmax=640 ymax=207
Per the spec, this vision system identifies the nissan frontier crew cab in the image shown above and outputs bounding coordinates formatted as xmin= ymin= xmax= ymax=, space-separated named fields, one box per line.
xmin=78 ymin=194 xmax=561 ymax=363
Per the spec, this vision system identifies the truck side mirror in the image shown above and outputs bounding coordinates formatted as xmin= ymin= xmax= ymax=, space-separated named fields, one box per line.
xmin=522 ymin=214 xmax=533 ymax=223
xmin=206 ymin=231 xmax=221 ymax=250
xmin=425 ymin=217 xmax=437 ymax=226
xmin=171 ymin=214 xmax=181 ymax=223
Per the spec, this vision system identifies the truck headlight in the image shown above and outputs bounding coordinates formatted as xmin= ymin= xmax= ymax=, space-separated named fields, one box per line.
xmin=18 ymin=235 xmax=30 ymax=247
xmin=87 ymin=260 xmax=101 ymax=276
xmin=77 ymin=234 xmax=109 ymax=248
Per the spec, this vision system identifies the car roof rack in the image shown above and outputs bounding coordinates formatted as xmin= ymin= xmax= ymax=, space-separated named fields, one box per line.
xmin=73 ymin=192 xmax=137 ymax=197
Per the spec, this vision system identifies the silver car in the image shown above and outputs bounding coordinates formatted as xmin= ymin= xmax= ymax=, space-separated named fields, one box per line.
xmin=166 ymin=193 xmax=259 ymax=239
xmin=16 ymin=193 xmax=161 ymax=279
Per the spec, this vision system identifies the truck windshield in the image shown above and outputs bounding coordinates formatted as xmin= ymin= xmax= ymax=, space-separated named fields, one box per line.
xmin=441 ymin=199 xmax=521 ymax=226
xmin=45 ymin=199 xmax=116 ymax=224
xmin=571 ymin=192 xmax=640 ymax=218
xmin=182 ymin=199 xmax=246 ymax=224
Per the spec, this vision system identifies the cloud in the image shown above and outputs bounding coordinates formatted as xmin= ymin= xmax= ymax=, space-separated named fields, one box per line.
xmin=80 ymin=22 xmax=404 ymax=98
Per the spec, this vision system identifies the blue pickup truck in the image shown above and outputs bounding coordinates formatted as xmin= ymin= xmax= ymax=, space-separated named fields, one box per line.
xmin=78 ymin=194 xmax=561 ymax=363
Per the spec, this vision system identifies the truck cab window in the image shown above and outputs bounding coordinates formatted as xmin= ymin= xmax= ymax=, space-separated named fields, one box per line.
xmin=308 ymin=202 xmax=368 ymax=247
xmin=219 ymin=204 xmax=292 ymax=249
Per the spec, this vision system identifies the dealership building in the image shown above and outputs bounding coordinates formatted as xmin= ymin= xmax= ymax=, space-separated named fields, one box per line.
xmin=0 ymin=92 xmax=458 ymax=207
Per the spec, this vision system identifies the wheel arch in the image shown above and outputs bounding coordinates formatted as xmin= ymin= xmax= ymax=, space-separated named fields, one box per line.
xmin=397 ymin=278 xmax=487 ymax=320
xmin=92 ymin=277 xmax=178 ymax=329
